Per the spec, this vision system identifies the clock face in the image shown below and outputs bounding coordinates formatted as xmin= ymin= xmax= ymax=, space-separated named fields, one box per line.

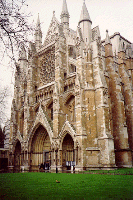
xmin=40 ymin=46 xmax=55 ymax=84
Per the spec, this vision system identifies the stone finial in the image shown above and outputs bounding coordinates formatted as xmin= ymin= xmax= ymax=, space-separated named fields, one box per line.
xmin=105 ymin=30 xmax=111 ymax=45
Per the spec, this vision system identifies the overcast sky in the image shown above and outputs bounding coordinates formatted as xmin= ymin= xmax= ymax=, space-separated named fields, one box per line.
xmin=0 ymin=0 xmax=133 ymax=124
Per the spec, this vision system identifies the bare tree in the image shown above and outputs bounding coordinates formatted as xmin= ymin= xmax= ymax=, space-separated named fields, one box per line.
xmin=0 ymin=85 xmax=11 ymax=125
xmin=3 ymin=119 xmax=10 ymax=148
xmin=0 ymin=124 xmax=5 ymax=148
xmin=0 ymin=0 xmax=34 ymax=126
xmin=0 ymin=0 xmax=34 ymax=63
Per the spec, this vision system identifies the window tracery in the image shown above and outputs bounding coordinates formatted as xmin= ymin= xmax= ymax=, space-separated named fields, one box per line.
xmin=40 ymin=47 xmax=55 ymax=84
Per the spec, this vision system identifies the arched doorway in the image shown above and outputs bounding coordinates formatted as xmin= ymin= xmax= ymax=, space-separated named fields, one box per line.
xmin=30 ymin=125 xmax=51 ymax=171
xmin=14 ymin=140 xmax=21 ymax=172
xmin=62 ymin=133 xmax=74 ymax=171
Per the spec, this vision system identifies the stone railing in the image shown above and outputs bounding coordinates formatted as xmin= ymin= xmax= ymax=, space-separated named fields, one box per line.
xmin=64 ymin=74 xmax=76 ymax=92
xmin=35 ymin=82 xmax=54 ymax=103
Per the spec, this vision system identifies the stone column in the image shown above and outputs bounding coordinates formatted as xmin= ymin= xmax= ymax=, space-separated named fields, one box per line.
xmin=50 ymin=149 xmax=56 ymax=172
xmin=58 ymin=150 xmax=62 ymax=172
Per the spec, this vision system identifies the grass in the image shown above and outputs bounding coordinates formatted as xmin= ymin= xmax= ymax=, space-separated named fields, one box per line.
xmin=83 ymin=168 xmax=133 ymax=175
xmin=0 ymin=170 xmax=133 ymax=200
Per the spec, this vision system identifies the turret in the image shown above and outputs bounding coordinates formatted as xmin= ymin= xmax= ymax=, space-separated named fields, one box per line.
xmin=60 ymin=0 xmax=70 ymax=29
xmin=78 ymin=0 xmax=92 ymax=45
xmin=34 ymin=14 xmax=42 ymax=51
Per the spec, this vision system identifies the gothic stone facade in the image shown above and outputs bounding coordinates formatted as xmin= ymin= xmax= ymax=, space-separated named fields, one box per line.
xmin=9 ymin=1 xmax=133 ymax=172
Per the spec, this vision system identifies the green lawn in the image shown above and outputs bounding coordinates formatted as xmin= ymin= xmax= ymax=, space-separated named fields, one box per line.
xmin=0 ymin=171 xmax=133 ymax=200
xmin=83 ymin=168 xmax=133 ymax=175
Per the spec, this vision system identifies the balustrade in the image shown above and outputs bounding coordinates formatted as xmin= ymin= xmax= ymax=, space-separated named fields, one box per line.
xmin=35 ymin=85 xmax=54 ymax=103
xmin=64 ymin=74 xmax=76 ymax=92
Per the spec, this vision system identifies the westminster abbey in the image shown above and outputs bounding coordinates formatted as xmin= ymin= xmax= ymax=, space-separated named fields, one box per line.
xmin=9 ymin=0 xmax=133 ymax=172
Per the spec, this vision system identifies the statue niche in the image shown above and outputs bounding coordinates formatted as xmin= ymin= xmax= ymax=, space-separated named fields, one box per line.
xmin=65 ymin=95 xmax=75 ymax=124
xmin=47 ymin=102 xmax=53 ymax=120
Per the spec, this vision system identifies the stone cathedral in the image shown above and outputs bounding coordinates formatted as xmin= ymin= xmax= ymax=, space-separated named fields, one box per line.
xmin=9 ymin=0 xmax=133 ymax=172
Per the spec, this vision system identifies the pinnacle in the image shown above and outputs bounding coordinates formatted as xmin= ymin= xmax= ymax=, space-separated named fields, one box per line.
xmin=35 ymin=13 xmax=42 ymax=33
xmin=37 ymin=13 xmax=40 ymax=27
xmin=105 ymin=30 xmax=111 ymax=45
xmin=61 ymin=0 xmax=69 ymax=15
xmin=79 ymin=0 xmax=92 ymax=24
xmin=35 ymin=13 xmax=42 ymax=40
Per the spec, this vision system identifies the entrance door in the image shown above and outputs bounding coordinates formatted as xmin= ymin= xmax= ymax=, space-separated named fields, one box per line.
xmin=43 ymin=151 xmax=51 ymax=170
xmin=30 ymin=125 xmax=51 ymax=171
xmin=62 ymin=133 xmax=74 ymax=170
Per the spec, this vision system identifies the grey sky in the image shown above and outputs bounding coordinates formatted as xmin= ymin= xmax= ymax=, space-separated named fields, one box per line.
xmin=28 ymin=0 xmax=133 ymax=43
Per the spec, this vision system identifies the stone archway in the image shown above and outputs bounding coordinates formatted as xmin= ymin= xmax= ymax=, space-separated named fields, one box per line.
xmin=14 ymin=140 xmax=21 ymax=172
xmin=62 ymin=133 xmax=74 ymax=171
xmin=30 ymin=125 xmax=51 ymax=171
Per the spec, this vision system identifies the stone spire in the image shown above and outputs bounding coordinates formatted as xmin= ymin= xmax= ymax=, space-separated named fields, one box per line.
xmin=61 ymin=0 xmax=69 ymax=15
xmin=60 ymin=0 xmax=70 ymax=29
xmin=34 ymin=13 xmax=42 ymax=51
xmin=79 ymin=0 xmax=92 ymax=24
xmin=78 ymin=0 xmax=92 ymax=44
xmin=105 ymin=30 xmax=111 ymax=45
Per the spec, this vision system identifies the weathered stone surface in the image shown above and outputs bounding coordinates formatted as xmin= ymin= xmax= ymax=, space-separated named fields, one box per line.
xmin=9 ymin=1 xmax=133 ymax=172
